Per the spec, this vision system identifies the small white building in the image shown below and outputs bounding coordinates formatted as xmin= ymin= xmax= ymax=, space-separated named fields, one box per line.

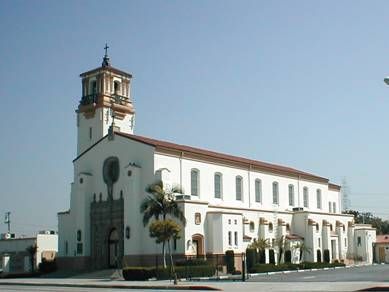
xmin=0 ymin=231 xmax=58 ymax=274
xmin=58 ymin=52 xmax=376 ymax=270
xmin=374 ymin=235 xmax=389 ymax=263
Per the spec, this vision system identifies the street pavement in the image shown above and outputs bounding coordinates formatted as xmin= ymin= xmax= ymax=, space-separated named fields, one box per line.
xmin=0 ymin=264 xmax=388 ymax=291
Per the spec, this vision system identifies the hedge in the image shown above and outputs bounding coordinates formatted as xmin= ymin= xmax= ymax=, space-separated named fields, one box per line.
xmin=122 ymin=267 xmax=156 ymax=281
xmin=123 ymin=265 xmax=216 ymax=281
xmin=175 ymin=258 xmax=209 ymax=267
xmin=249 ymin=262 xmax=345 ymax=274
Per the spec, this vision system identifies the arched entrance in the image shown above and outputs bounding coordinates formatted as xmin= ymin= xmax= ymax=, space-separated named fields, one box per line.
xmin=317 ymin=250 xmax=322 ymax=263
xmin=108 ymin=228 xmax=119 ymax=268
xmin=192 ymin=234 xmax=204 ymax=256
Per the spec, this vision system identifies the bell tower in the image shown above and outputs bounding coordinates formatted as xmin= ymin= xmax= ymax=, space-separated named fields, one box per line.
xmin=76 ymin=45 xmax=135 ymax=154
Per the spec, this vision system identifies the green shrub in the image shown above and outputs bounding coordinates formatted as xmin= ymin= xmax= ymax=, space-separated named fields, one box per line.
xmin=122 ymin=267 xmax=155 ymax=281
xmin=246 ymin=248 xmax=257 ymax=271
xmin=298 ymin=262 xmax=345 ymax=270
xmin=225 ymin=250 xmax=235 ymax=273
xmin=38 ymin=259 xmax=57 ymax=274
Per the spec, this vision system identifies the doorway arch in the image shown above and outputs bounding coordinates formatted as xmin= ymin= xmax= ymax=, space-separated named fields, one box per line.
xmin=191 ymin=234 xmax=204 ymax=256
xmin=108 ymin=228 xmax=119 ymax=268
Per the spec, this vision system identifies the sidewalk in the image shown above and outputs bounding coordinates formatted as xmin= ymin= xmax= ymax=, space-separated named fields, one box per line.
xmin=0 ymin=277 xmax=221 ymax=291
xmin=0 ymin=277 xmax=388 ymax=292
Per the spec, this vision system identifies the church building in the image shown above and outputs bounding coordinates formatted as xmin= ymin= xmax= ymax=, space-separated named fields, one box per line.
xmin=58 ymin=50 xmax=375 ymax=270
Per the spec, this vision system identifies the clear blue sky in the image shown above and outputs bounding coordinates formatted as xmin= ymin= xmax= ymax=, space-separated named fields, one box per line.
xmin=1 ymin=0 xmax=389 ymax=236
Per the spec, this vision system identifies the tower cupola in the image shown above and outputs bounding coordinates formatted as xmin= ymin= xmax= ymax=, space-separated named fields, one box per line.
xmin=76 ymin=46 xmax=135 ymax=154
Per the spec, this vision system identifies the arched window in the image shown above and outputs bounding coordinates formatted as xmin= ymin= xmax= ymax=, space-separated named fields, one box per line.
xmin=288 ymin=184 xmax=294 ymax=206
xmin=272 ymin=182 xmax=279 ymax=204
xmin=114 ymin=81 xmax=120 ymax=94
xmin=191 ymin=169 xmax=199 ymax=196
xmin=236 ymin=176 xmax=243 ymax=201
xmin=316 ymin=223 xmax=319 ymax=232
xmin=269 ymin=223 xmax=273 ymax=232
xmin=77 ymin=230 xmax=82 ymax=242
xmin=286 ymin=223 xmax=290 ymax=232
xmin=316 ymin=189 xmax=322 ymax=209
xmin=90 ymin=80 xmax=97 ymax=94
xmin=303 ymin=187 xmax=309 ymax=208
xmin=214 ymin=173 xmax=222 ymax=199
xmin=255 ymin=179 xmax=262 ymax=203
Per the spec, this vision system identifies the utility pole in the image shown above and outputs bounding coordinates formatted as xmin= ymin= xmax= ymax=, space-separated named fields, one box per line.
xmin=4 ymin=212 xmax=10 ymax=233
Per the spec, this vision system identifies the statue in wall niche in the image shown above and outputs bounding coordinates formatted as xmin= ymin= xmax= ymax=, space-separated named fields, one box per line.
xmin=103 ymin=156 xmax=120 ymax=200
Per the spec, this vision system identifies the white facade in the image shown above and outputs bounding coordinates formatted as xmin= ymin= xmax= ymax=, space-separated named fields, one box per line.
xmin=58 ymin=57 xmax=376 ymax=269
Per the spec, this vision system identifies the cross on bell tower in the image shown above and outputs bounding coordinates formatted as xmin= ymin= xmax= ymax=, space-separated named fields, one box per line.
xmin=102 ymin=43 xmax=111 ymax=67
xmin=76 ymin=46 xmax=135 ymax=154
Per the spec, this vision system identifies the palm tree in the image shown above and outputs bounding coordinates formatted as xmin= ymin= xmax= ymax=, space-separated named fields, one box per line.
xmin=275 ymin=236 xmax=286 ymax=264
xmin=295 ymin=242 xmax=311 ymax=262
xmin=140 ymin=180 xmax=186 ymax=267
xmin=248 ymin=238 xmax=271 ymax=264
xmin=149 ymin=219 xmax=181 ymax=283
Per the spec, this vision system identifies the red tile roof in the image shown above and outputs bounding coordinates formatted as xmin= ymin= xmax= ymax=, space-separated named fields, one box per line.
xmin=376 ymin=235 xmax=389 ymax=244
xmin=117 ymin=132 xmax=337 ymax=185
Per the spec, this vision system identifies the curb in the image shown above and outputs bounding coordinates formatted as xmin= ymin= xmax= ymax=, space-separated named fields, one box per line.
xmin=0 ymin=282 xmax=222 ymax=291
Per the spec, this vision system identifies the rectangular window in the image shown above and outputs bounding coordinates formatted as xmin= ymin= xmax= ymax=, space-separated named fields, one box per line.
xmin=272 ymin=182 xmax=279 ymax=204
xmin=255 ymin=179 xmax=262 ymax=203
xmin=303 ymin=187 xmax=309 ymax=208
xmin=173 ymin=238 xmax=177 ymax=251
xmin=329 ymin=202 xmax=332 ymax=213
xmin=288 ymin=184 xmax=294 ymax=206
xmin=234 ymin=231 xmax=238 ymax=246
xmin=357 ymin=236 xmax=361 ymax=246
xmin=318 ymin=238 xmax=321 ymax=247
xmin=236 ymin=176 xmax=242 ymax=201
xmin=191 ymin=170 xmax=199 ymax=196
xmin=344 ymin=238 xmax=347 ymax=247
xmin=228 ymin=231 xmax=232 ymax=246
xmin=89 ymin=127 xmax=92 ymax=140
xmin=214 ymin=173 xmax=222 ymax=198
xmin=333 ymin=202 xmax=336 ymax=213
xmin=316 ymin=189 xmax=322 ymax=209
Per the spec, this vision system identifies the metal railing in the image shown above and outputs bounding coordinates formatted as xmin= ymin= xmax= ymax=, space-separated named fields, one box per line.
xmin=80 ymin=93 xmax=130 ymax=106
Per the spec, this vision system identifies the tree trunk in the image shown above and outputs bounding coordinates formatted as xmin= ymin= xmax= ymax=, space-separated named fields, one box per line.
xmin=162 ymin=241 xmax=167 ymax=268
xmin=167 ymin=240 xmax=177 ymax=285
